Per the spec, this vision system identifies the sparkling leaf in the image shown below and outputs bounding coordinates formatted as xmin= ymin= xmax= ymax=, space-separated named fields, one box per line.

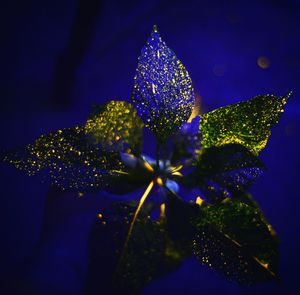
xmin=2 ymin=127 xmax=125 ymax=191
xmin=3 ymin=129 xmax=151 ymax=194
xmin=191 ymin=199 xmax=279 ymax=284
xmin=2 ymin=101 xmax=147 ymax=192
xmin=85 ymin=100 xmax=144 ymax=153
xmin=184 ymin=144 xmax=265 ymax=203
xmin=132 ymin=26 xmax=195 ymax=141
xmin=200 ymin=93 xmax=291 ymax=155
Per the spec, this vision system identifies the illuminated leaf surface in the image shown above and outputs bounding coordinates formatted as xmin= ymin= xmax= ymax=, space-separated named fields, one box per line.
xmin=2 ymin=101 xmax=147 ymax=192
xmin=85 ymin=100 xmax=144 ymax=153
xmin=191 ymin=199 xmax=279 ymax=284
xmin=132 ymin=26 xmax=195 ymax=140
xmin=2 ymin=128 xmax=150 ymax=194
xmin=3 ymin=127 xmax=125 ymax=191
xmin=200 ymin=94 xmax=290 ymax=155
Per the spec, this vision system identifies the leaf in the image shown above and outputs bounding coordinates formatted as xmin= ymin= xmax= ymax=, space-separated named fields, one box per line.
xmin=2 ymin=127 xmax=124 ymax=191
xmin=2 ymin=101 xmax=148 ymax=192
xmin=132 ymin=26 xmax=195 ymax=141
xmin=2 ymin=129 xmax=151 ymax=194
xmin=171 ymin=115 xmax=201 ymax=166
xmin=191 ymin=199 xmax=279 ymax=284
xmin=200 ymin=93 xmax=291 ymax=155
xmin=182 ymin=144 xmax=265 ymax=203
xmin=87 ymin=202 xmax=185 ymax=295
xmin=165 ymin=190 xmax=201 ymax=256
xmin=85 ymin=100 xmax=144 ymax=153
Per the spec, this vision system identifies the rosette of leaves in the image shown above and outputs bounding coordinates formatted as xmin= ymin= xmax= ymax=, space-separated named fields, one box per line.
xmin=2 ymin=26 xmax=290 ymax=294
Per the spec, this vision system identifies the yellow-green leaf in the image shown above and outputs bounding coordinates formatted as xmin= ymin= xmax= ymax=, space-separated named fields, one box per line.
xmin=85 ymin=100 xmax=144 ymax=152
xmin=200 ymin=93 xmax=291 ymax=155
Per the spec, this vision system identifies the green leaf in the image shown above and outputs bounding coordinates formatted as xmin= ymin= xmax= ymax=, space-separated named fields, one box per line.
xmin=200 ymin=93 xmax=291 ymax=155
xmin=85 ymin=100 xmax=144 ymax=153
xmin=87 ymin=202 xmax=185 ymax=295
xmin=191 ymin=198 xmax=279 ymax=284
xmin=132 ymin=26 xmax=195 ymax=141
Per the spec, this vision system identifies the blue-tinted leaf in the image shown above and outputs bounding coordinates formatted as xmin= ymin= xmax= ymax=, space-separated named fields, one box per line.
xmin=132 ymin=26 xmax=195 ymax=140
xmin=87 ymin=202 xmax=185 ymax=294
xmin=171 ymin=115 xmax=201 ymax=166
xmin=183 ymin=144 xmax=265 ymax=203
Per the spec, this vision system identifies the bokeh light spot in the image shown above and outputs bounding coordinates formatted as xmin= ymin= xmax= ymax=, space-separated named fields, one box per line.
xmin=257 ymin=56 xmax=270 ymax=69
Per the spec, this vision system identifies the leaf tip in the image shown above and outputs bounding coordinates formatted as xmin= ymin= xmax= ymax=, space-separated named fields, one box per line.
xmin=152 ymin=24 xmax=159 ymax=33
xmin=149 ymin=25 xmax=162 ymax=44
xmin=286 ymin=90 xmax=293 ymax=100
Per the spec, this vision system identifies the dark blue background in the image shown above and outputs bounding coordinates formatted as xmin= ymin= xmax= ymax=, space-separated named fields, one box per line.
xmin=0 ymin=0 xmax=299 ymax=294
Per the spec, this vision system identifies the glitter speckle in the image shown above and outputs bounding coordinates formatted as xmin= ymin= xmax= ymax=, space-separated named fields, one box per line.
xmin=85 ymin=100 xmax=144 ymax=152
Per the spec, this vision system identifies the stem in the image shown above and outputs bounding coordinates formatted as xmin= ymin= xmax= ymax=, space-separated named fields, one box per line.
xmin=156 ymin=141 xmax=160 ymax=169
xmin=162 ymin=141 xmax=167 ymax=170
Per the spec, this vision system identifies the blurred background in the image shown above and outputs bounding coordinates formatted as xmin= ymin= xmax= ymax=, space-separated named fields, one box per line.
xmin=0 ymin=0 xmax=299 ymax=294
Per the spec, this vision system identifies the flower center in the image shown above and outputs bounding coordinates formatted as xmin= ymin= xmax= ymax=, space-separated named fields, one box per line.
xmin=121 ymin=152 xmax=183 ymax=192
xmin=143 ymin=157 xmax=182 ymax=178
